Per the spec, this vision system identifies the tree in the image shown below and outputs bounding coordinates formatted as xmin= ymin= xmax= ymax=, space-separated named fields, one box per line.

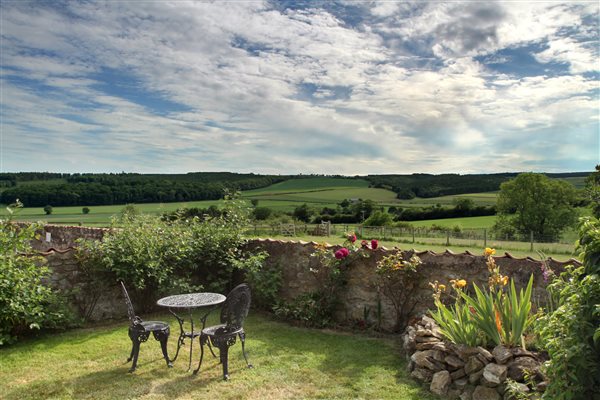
xmin=584 ymin=165 xmax=600 ymax=218
xmin=364 ymin=210 xmax=393 ymax=226
xmin=253 ymin=207 xmax=272 ymax=220
xmin=82 ymin=207 xmax=90 ymax=214
xmin=293 ymin=203 xmax=312 ymax=222
xmin=43 ymin=205 xmax=53 ymax=215
xmin=250 ymin=199 xmax=259 ymax=207
xmin=496 ymin=173 xmax=577 ymax=241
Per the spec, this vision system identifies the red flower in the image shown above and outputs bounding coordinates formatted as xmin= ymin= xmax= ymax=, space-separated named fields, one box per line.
xmin=348 ymin=233 xmax=357 ymax=243
xmin=371 ymin=239 xmax=378 ymax=250
xmin=335 ymin=247 xmax=350 ymax=259
xmin=361 ymin=240 xmax=368 ymax=248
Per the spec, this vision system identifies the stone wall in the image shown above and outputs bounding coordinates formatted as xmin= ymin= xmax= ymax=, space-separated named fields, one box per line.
xmin=31 ymin=225 xmax=580 ymax=327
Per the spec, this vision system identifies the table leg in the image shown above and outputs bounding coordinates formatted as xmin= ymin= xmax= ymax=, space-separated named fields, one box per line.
xmin=169 ymin=309 xmax=186 ymax=363
xmin=188 ymin=308 xmax=194 ymax=371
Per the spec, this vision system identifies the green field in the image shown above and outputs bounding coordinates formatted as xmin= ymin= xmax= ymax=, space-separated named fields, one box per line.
xmin=408 ymin=215 xmax=497 ymax=229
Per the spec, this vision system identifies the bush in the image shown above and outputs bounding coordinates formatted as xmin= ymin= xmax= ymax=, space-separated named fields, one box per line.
xmin=1 ymin=202 xmax=75 ymax=345
xmin=43 ymin=205 xmax=53 ymax=215
xmin=536 ymin=217 xmax=600 ymax=399
xmin=82 ymin=207 xmax=90 ymax=214
xmin=78 ymin=193 xmax=266 ymax=311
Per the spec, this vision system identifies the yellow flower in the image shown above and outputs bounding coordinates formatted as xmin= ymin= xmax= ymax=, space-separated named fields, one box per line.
xmin=456 ymin=279 xmax=467 ymax=288
xmin=500 ymin=275 xmax=509 ymax=286
xmin=438 ymin=284 xmax=446 ymax=292
xmin=484 ymin=247 xmax=496 ymax=256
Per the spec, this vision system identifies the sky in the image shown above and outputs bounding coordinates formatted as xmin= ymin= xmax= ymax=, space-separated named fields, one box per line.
xmin=1 ymin=1 xmax=599 ymax=175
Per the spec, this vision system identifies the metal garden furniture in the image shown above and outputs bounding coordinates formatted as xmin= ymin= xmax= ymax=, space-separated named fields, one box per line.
xmin=119 ymin=281 xmax=172 ymax=373
xmin=194 ymin=283 xmax=253 ymax=380
xmin=156 ymin=292 xmax=226 ymax=371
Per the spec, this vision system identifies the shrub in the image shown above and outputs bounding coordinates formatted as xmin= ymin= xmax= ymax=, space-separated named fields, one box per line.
xmin=78 ymin=193 xmax=266 ymax=311
xmin=82 ymin=207 xmax=90 ymax=214
xmin=43 ymin=205 xmax=53 ymax=215
xmin=1 ymin=201 xmax=75 ymax=345
xmin=536 ymin=217 xmax=600 ymax=399
xmin=376 ymin=250 xmax=423 ymax=331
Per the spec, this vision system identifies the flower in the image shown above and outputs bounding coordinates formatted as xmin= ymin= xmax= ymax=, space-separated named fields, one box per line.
xmin=347 ymin=233 xmax=357 ymax=243
xmin=371 ymin=239 xmax=378 ymax=250
xmin=494 ymin=307 xmax=503 ymax=334
xmin=469 ymin=306 xmax=477 ymax=315
xmin=500 ymin=275 xmax=509 ymax=286
xmin=438 ymin=284 xmax=447 ymax=292
xmin=334 ymin=247 xmax=350 ymax=260
xmin=361 ymin=240 xmax=368 ymax=248
xmin=451 ymin=279 xmax=467 ymax=289
xmin=484 ymin=247 xmax=496 ymax=257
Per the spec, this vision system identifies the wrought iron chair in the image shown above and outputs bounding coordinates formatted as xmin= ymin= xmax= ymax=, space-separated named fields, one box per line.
xmin=194 ymin=283 xmax=253 ymax=380
xmin=119 ymin=281 xmax=172 ymax=372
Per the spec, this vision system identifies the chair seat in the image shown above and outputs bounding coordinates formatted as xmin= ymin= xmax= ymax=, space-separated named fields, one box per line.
xmin=141 ymin=321 xmax=169 ymax=331
xmin=202 ymin=324 xmax=243 ymax=337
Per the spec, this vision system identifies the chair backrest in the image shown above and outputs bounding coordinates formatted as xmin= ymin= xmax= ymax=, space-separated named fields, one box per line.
xmin=220 ymin=283 xmax=251 ymax=330
xmin=119 ymin=281 xmax=141 ymax=325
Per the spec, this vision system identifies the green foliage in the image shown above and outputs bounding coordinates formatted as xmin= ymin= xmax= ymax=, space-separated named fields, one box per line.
xmin=536 ymin=217 xmax=600 ymax=399
xmin=0 ymin=201 xmax=75 ymax=345
xmin=273 ymin=291 xmax=336 ymax=328
xmin=43 ymin=205 xmax=53 ymax=215
xmin=496 ymin=173 xmax=577 ymax=241
xmin=364 ymin=210 xmax=393 ymax=226
xmin=584 ymin=165 xmax=600 ymax=218
xmin=376 ymin=250 xmax=423 ymax=331
xmin=429 ymin=250 xmax=534 ymax=348
xmin=82 ymin=207 xmax=90 ymax=214
xmin=78 ymin=193 xmax=265 ymax=310
xmin=243 ymin=258 xmax=281 ymax=311
xmin=253 ymin=206 xmax=272 ymax=220
xmin=293 ymin=203 xmax=313 ymax=222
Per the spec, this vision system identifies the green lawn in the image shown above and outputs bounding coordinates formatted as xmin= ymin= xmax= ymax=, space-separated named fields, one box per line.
xmin=0 ymin=313 xmax=436 ymax=400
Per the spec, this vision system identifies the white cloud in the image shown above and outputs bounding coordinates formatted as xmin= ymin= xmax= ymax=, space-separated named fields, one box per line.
xmin=0 ymin=1 xmax=598 ymax=174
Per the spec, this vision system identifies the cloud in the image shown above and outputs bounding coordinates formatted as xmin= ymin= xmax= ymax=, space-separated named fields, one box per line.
xmin=0 ymin=1 xmax=598 ymax=175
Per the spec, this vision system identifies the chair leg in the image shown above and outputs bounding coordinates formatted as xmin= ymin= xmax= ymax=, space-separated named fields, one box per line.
xmin=129 ymin=339 xmax=141 ymax=373
xmin=219 ymin=343 xmax=230 ymax=381
xmin=127 ymin=342 xmax=135 ymax=362
xmin=207 ymin=340 xmax=217 ymax=358
xmin=239 ymin=332 xmax=253 ymax=368
xmin=193 ymin=334 xmax=206 ymax=375
xmin=154 ymin=329 xmax=173 ymax=368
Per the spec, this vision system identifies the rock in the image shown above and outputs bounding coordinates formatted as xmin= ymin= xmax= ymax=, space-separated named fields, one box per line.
xmin=507 ymin=357 xmax=539 ymax=382
xmin=460 ymin=385 xmax=475 ymax=400
xmin=492 ymin=346 xmax=513 ymax=365
xmin=415 ymin=342 xmax=438 ymax=351
xmin=432 ymin=342 xmax=449 ymax=352
xmin=483 ymin=363 xmax=508 ymax=385
xmin=415 ymin=336 xmax=442 ymax=344
xmin=451 ymin=368 xmax=466 ymax=380
xmin=454 ymin=378 xmax=469 ymax=389
xmin=477 ymin=346 xmax=494 ymax=361
xmin=535 ymin=381 xmax=547 ymax=392
xmin=465 ymin=355 xmax=485 ymax=375
xmin=445 ymin=355 xmax=466 ymax=369
xmin=411 ymin=367 xmax=433 ymax=382
xmin=469 ymin=369 xmax=484 ymax=385
xmin=511 ymin=348 xmax=535 ymax=358
xmin=503 ymin=382 xmax=529 ymax=400
xmin=473 ymin=385 xmax=501 ymax=400
xmin=430 ymin=327 xmax=444 ymax=339
xmin=421 ymin=315 xmax=436 ymax=329
xmin=455 ymin=344 xmax=481 ymax=361
xmin=411 ymin=350 xmax=436 ymax=370
xmin=430 ymin=370 xmax=451 ymax=396
xmin=403 ymin=326 xmax=416 ymax=352
xmin=431 ymin=350 xmax=446 ymax=362
xmin=406 ymin=359 xmax=415 ymax=372
xmin=416 ymin=326 xmax=432 ymax=336
xmin=447 ymin=389 xmax=462 ymax=399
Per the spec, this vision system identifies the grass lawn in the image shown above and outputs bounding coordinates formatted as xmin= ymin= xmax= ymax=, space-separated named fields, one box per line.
xmin=0 ymin=313 xmax=436 ymax=400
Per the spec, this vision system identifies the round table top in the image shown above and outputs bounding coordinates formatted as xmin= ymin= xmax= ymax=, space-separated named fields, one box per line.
xmin=156 ymin=292 xmax=226 ymax=308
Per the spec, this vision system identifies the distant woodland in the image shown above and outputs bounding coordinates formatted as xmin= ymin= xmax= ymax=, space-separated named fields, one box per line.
xmin=0 ymin=171 xmax=590 ymax=207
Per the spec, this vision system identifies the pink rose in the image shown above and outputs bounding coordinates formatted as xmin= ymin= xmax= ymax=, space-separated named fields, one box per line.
xmin=361 ymin=240 xmax=368 ymax=248
xmin=348 ymin=233 xmax=357 ymax=243
xmin=335 ymin=247 xmax=350 ymax=259
xmin=371 ymin=239 xmax=378 ymax=250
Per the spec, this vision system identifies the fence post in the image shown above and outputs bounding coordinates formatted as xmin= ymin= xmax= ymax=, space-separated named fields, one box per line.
xmin=530 ymin=231 xmax=534 ymax=251
xmin=446 ymin=230 xmax=450 ymax=246
xmin=327 ymin=222 xmax=331 ymax=237
xmin=254 ymin=224 xmax=257 ymax=235
xmin=483 ymin=228 xmax=487 ymax=248
xmin=360 ymin=224 xmax=364 ymax=238
xmin=412 ymin=227 xmax=415 ymax=244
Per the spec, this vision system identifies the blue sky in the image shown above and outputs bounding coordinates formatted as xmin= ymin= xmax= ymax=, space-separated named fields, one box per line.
xmin=1 ymin=1 xmax=598 ymax=175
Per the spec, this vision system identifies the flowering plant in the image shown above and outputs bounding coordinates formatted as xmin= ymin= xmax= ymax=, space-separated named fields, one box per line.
xmin=429 ymin=248 xmax=534 ymax=348
xmin=376 ymin=250 xmax=422 ymax=331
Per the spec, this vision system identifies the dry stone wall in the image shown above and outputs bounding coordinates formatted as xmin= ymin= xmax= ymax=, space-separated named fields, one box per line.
xmin=32 ymin=225 xmax=580 ymax=328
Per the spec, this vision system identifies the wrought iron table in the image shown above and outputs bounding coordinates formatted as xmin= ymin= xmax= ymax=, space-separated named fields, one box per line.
xmin=156 ymin=292 xmax=226 ymax=371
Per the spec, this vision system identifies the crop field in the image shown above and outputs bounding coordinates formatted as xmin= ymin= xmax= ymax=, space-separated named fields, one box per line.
xmin=407 ymin=215 xmax=497 ymax=229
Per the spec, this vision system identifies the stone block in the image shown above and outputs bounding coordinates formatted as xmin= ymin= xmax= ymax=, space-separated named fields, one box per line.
xmin=472 ymin=385 xmax=501 ymax=400
xmin=465 ymin=355 xmax=485 ymax=375
xmin=492 ymin=345 xmax=513 ymax=364
xmin=430 ymin=370 xmax=451 ymax=396
xmin=483 ymin=363 xmax=508 ymax=385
